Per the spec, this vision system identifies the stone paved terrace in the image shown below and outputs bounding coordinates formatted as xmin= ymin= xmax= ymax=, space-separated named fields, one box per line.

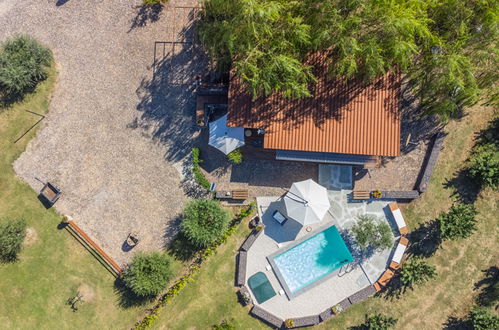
xmin=246 ymin=188 xmax=400 ymax=319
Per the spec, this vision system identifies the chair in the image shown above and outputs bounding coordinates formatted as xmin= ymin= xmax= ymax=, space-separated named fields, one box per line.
xmin=388 ymin=202 xmax=409 ymax=235
xmin=272 ymin=211 xmax=288 ymax=225
xmin=390 ymin=237 xmax=409 ymax=270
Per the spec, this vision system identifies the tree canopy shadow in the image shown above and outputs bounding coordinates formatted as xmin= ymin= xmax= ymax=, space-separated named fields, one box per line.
xmin=131 ymin=37 xmax=209 ymax=164
xmin=167 ymin=232 xmax=201 ymax=262
xmin=474 ymin=266 xmax=499 ymax=308
xmin=443 ymin=168 xmax=482 ymax=204
xmin=443 ymin=315 xmax=472 ymax=330
xmin=407 ymin=220 xmax=442 ymax=258
xmin=113 ymin=277 xmax=153 ymax=308
xmin=129 ymin=3 xmax=164 ymax=31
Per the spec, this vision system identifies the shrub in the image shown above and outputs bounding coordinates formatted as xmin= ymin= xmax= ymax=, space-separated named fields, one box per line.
xmin=284 ymin=319 xmax=295 ymax=328
xmin=181 ymin=199 xmax=230 ymax=248
xmin=213 ymin=319 xmax=236 ymax=330
xmin=400 ymin=258 xmax=436 ymax=289
xmin=122 ymin=252 xmax=174 ymax=296
xmin=363 ymin=313 xmax=398 ymax=330
xmin=142 ymin=0 xmax=168 ymax=5
xmin=192 ymin=148 xmax=211 ymax=190
xmin=351 ymin=215 xmax=393 ymax=252
xmin=0 ymin=35 xmax=52 ymax=103
xmin=469 ymin=307 xmax=499 ymax=330
xmin=0 ymin=218 xmax=27 ymax=262
xmin=227 ymin=148 xmax=243 ymax=164
xmin=437 ymin=203 xmax=478 ymax=240
xmin=469 ymin=143 xmax=499 ymax=190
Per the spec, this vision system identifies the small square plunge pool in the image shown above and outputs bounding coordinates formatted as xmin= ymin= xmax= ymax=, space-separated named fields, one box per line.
xmin=267 ymin=224 xmax=353 ymax=299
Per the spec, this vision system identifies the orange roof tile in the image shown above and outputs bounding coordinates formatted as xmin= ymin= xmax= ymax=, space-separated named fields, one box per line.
xmin=227 ymin=54 xmax=401 ymax=157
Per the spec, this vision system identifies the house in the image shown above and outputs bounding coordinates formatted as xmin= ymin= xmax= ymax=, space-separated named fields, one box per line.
xmin=226 ymin=53 xmax=401 ymax=166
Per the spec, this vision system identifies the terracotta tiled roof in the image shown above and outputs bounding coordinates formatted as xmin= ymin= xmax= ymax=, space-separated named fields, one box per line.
xmin=227 ymin=53 xmax=401 ymax=156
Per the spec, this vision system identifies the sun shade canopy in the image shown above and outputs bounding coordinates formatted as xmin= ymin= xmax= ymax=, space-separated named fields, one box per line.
xmin=284 ymin=179 xmax=330 ymax=225
xmin=209 ymin=114 xmax=245 ymax=155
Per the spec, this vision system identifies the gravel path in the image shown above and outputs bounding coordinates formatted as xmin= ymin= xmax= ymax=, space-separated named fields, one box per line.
xmin=1 ymin=0 xmax=202 ymax=265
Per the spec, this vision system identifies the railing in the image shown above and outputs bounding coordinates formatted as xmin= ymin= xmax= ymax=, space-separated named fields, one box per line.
xmin=65 ymin=220 xmax=123 ymax=276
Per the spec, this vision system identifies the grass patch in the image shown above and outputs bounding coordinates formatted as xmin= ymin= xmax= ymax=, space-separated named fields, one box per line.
xmin=152 ymin=106 xmax=498 ymax=329
xmin=0 ymin=64 xmax=147 ymax=329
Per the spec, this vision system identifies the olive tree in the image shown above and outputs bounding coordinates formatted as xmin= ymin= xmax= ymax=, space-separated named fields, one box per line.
xmin=181 ymin=199 xmax=230 ymax=248
xmin=437 ymin=203 xmax=478 ymax=240
xmin=122 ymin=252 xmax=174 ymax=296
xmin=351 ymin=215 xmax=393 ymax=252
xmin=0 ymin=218 xmax=27 ymax=262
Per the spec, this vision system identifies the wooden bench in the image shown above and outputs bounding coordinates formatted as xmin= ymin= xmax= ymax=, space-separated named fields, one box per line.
xmin=352 ymin=191 xmax=370 ymax=200
xmin=390 ymin=236 xmax=409 ymax=269
xmin=374 ymin=269 xmax=395 ymax=291
xmin=232 ymin=189 xmax=249 ymax=200
xmin=388 ymin=202 xmax=409 ymax=235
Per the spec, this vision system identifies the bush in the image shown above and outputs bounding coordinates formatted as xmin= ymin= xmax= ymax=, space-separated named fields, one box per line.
xmin=227 ymin=148 xmax=243 ymax=164
xmin=437 ymin=203 xmax=478 ymax=240
xmin=213 ymin=319 xmax=236 ymax=330
xmin=469 ymin=143 xmax=499 ymax=190
xmin=400 ymin=258 xmax=436 ymax=289
xmin=469 ymin=307 xmax=499 ymax=330
xmin=181 ymin=199 xmax=230 ymax=248
xmin=351 ymin=215 xmax=393 ymax=252
xmin=0 ymin=218 xmax=27 ymax=262
xmin=142 ymin=0 xmax=168 ymax=5
xmin=363 ymin=313 xmax=398 ymax=330
xmin=192 ymin=148 xmax=211 ymax=190
xmin=122 ymin=252 xmax=174 ymax=296
xmin=0 ymin=35 xmax=52 ymax=104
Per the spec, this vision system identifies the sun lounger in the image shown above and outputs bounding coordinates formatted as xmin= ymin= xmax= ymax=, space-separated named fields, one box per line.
xmin=390 ymin=237 xmax=409 ymax=269
xmin=388 ymin=202 xmax=409 ymax=235
xmin=272 ymin=210 xmax=288 ymax=225
xmin=374 ymin=269 xmax=395 ymax=291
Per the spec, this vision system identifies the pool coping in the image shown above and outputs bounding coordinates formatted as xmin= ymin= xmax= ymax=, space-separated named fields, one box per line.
xmin=266 ymin=222 xmax=354 ymax=300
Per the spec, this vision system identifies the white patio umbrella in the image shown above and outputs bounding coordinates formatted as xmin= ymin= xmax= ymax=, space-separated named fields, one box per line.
xmin=283 ymin=179 xmax=330 ymax=225
xmin=208 ymin=114 xmax=245 ymax=155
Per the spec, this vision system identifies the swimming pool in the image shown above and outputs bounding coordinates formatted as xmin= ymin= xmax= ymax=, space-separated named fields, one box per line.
xmin=268 ymin=225 xmax=353 ymax=298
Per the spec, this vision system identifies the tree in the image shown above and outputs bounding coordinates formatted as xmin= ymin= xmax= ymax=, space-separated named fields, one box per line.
xmin=363 ymin=313 xmax=398 ymax=330
xmin=0 ymin=35 xmax=52 ymax=104
xmin=198 ymin=0 xmax=498 ymax=119
xmin=469 ymin=117 xmax=499 ymax=190
xmin=437 ymin=203 xmax=478 ymax=240
xmin=351 ymin=215 xmax=393 ymax=252
xmin=198 ymin=0 xmax=314 ymax=99
xmin=0 ymin=218 xmax=27 ymax=262
xmin=181 ymin=199 xmax=230 ymax=248
xmin=213 ymin=319 xmax=236 ymax=330
xmin=469 ymin=307 xmax=499 ymax=330
xmin=122 ymin=252 xmax=174 ymax=296
xmin=400 ymin=258 xmax=436 ymax=289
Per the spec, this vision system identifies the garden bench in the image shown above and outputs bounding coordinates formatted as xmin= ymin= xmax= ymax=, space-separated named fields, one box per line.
xmin=388 ymin=202 xmax=409 ymax=235
xmin=374 ymin=269 xmax=395 ymax=291
xmin=390 ymin=236 xmax=409 ymax=269
xmin=231 ymin=189 xmax=249 ymax=200
xmin=352 ymin=191 xmax=370 ymax=200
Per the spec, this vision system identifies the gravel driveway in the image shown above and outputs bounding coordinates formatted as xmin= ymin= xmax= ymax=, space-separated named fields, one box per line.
xmin=1 ymin=0 xmax=203 ymax=265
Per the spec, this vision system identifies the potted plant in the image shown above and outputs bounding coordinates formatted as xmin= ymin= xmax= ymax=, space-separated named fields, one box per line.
xmin=284 ymin=319 xmax=295 ymax=328
xmin=255 ymin=224 xmax=264 ymax=232
xmin=372 ymin=190 xmax=382 ymax=199
xmin=331 ymin=304 xmax=343 ymax=315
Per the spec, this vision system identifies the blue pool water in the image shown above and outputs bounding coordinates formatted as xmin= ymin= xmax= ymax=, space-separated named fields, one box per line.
xmin=272 ymin=225 xmax=353 ymax=294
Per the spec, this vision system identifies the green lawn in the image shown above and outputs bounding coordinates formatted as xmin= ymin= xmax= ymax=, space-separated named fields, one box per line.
xmin=0 ymin=65 xmax=150 ymax=330
xmin=153 ymin=107 xmax=498 ymax=329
